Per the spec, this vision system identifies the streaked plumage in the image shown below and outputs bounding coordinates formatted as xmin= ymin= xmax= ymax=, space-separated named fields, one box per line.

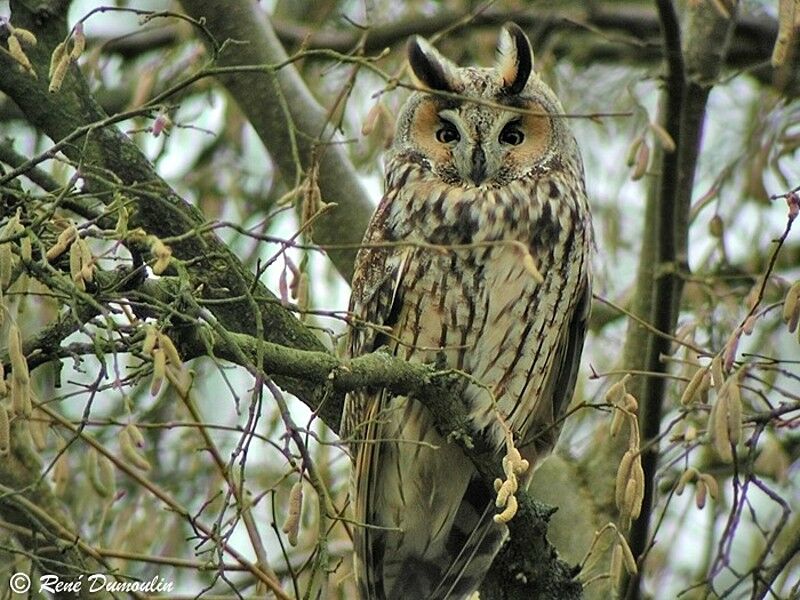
xmin=343 ymin=23 xmax=592 ymax=600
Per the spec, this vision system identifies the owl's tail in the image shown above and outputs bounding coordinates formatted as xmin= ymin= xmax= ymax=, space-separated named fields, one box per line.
xmin=427 ymin=476 xmax=508 ymax=599
xmin=349 ymin=393 xmax=508 ymax=600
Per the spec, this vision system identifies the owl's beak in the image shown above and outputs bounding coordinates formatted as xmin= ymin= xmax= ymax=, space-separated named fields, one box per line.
xmin=470 ymin=145 xmax=487 ymax=185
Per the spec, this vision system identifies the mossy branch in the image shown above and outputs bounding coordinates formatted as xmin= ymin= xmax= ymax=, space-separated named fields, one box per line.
xmin=2 ymin=259 xmax=581 ymax=598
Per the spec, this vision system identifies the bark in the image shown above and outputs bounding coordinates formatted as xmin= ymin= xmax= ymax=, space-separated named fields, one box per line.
xmin=178 ymin=0 xmax=374 ymax=283
xmin=621 ymin=3 xmax=738 ymax=598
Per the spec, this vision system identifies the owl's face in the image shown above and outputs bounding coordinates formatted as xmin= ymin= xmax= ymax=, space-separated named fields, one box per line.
xmin=390 ymin=24 xmax=574 ymax=188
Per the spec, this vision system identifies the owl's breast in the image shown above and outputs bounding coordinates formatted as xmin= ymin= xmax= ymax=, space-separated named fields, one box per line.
xmin=385 ymin=170 xmax=590 ymax=450
xmin=389 ymin=170 xmax=581 ymax=246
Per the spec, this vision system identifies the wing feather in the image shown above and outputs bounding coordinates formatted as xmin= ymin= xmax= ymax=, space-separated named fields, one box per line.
xmin=521 ymin=272 xmax=591 ymax=455
xmin=343 ymin=196 xmax=412 ymax=598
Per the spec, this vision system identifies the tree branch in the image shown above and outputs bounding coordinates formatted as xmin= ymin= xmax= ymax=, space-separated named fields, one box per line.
xmin=0 ymin=207 xmax=581 ymax=599
xmin=268 ymin=5 xmax=792 ymax=93
xmin=3 ymin=258 xmax=581 ymax=599
xmin=80 ymin=5 xmax=795 ymax=96
xmin=0 ymin=0 xmax=329 ymax=407
xmin=624 ymin=3 xmax=739 ymax=598
xmin=177 ymin=0 xmax=375 ymax=283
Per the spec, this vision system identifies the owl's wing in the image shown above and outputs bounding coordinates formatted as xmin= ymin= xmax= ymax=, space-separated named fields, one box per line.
xmin=343 ymin=206 xmax=414 ymax=599
xmin=553 ymin=274 xmax=592 ymax=417
xmin=523 ymin=272 xmax=591 ymax=454
xmin=347 ymin=247 xmax=411 ymax=359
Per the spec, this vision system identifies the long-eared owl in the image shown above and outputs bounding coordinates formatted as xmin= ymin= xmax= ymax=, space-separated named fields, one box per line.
xmin=342 ymin=22 xmax=593 ymax=600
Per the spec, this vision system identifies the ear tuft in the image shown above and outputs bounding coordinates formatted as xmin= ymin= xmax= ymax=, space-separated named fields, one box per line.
xmin=497 ymin=22 xmax=533 ymax=95
xmin=407 ymin=36 xmax=457 ymax=93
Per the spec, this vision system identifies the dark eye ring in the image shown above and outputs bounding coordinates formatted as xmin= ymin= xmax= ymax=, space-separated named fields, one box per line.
xmin=500 ymin=122 xmax=524 ymax=145
xmin=435 ymin=120 xmax=460 ymax=144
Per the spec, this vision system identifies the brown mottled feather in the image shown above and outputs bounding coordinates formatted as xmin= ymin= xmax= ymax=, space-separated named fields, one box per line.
xmin=343 ymin=23 xmax=592 ymax=600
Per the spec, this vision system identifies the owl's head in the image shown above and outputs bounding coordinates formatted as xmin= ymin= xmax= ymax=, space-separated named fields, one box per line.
xmin=391 ymin=23 xmax=577 ymax=188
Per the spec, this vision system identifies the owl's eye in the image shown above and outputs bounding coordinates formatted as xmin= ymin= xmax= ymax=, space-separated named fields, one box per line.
xmin=499 ymin=122 xmax=525 ymax=145
xmin=435 ymin=120 xmax=460 ymax=144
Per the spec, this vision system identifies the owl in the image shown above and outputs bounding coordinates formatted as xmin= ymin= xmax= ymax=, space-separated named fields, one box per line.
xmin=342 ymin=23 xmax=592 ymax=600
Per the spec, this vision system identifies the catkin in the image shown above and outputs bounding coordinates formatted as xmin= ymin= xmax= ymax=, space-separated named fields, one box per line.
xmin=127 ymin=423 xmax=146 ymax=448
xmin=49 ymin=51 xmax=70 ymax=93
xmin=615 ymin=450 xmax=634 ymax=510
xmin=726 ymin=378 xmax=743 ymax=445
xmin=157 ymin=333 xmax=182 ymax=367
xmin=10 ymin=379 xmax=30 ymax=418
xmin=610 ymin=543 xmax=623 ymax=594
xmin=710 ymin=393 xmax=734 ymax=463
xmin=150 ymin=238 xmax=172 ymax=274
xmin=142 ymin=325 xmax=157 ymax=355
xmin=629 ymin=456 xmax=645 ymax=520
xmin=610 ymin=406 xmax=625 ymax=437
xmin=0 ymin=242 xmax=12 ymax=288
xmin=88 ymin=450 xmax=114 ymax=498
xmin=119 ymin=426 xmax=151 ymax=471
xmin=8 ymin=324 xmax=29 ymax=385
xmin=783 ymin=282 xmax=800 ymax=332
xmin=0 ymin=404 xmax=10 ymax=455
xmin=97 ymin=454 xmax=116 ymax=499
xmin=69 ymin=238 xmax=85 ymax=290
xmin=698 ymin=473 xmax=719 ymax=501
xmin=649 ymin=122 xmax=676 ymax=152
xmin=12 ymin=27 xmax=37 ymax=46
xmin=675 ymin=467 xmax=697 ymax=496
xmin=282 ymin=481 xmax=304 ymax=546
xmin=7 ymin=35 xmax=34 ymax=74
xmin=70 ymin=25 xmax=86 ymax=60
xmin=151 ymin=348 xmax=165 ymax=396
xmin=362 ymin=102 xmax=382 ymax=136
xmin=631 ymin=140 xmax=649 ymax=181
xmin=711 ymin=354 xmax=725 ymax=388
xmin=49 ymin=41 xmax=66 ymax=78
xmin=78 ymin=239 xmax=94 ymax=282
xmin=604 ymin=376 xmax=630 ymax=405
xmin=695 ymin=479 xmax=708 ymax=509
xmin=617 ymin=532 xmax=638 ymax=574
xmin=301 ymin=179 xmax=323 ymax=231
xmin=45 ymin=224 xmax=77 ymax=261
xmin=680 ymin=368 xmax=707 ymax=406
xmin=626 ymin=136 xmax=643 ymax=167
xmin=622 ymin=478 xmax=639 ymax=520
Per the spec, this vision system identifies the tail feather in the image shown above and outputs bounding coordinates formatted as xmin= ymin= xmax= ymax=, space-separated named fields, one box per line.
xmin=431 ymin=477 xmax=507 ymax=599
xmin=350 ymin=397 xmax=509 ymax=600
